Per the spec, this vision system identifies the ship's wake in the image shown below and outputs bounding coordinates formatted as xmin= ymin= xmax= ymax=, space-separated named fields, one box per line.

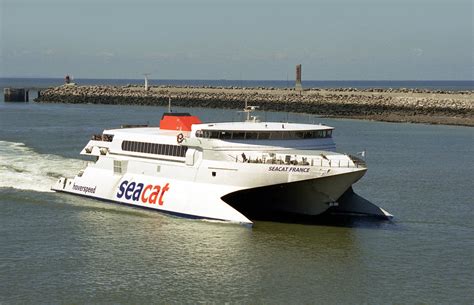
xmin=0 ymin=141 xmax=84 ymax=192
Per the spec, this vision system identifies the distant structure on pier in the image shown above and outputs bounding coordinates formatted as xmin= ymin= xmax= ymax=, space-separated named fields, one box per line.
xmin=295 ymin=64 xmax=303 ymax=93
xmin=64 ymin=75 xmax=76 ymax=86
xmin=143 ymin=73 xmax=151 ymax=91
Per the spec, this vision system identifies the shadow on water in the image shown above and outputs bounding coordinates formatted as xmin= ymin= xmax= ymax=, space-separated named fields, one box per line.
xmin=249 ymin=211 xmax=396 ymax=229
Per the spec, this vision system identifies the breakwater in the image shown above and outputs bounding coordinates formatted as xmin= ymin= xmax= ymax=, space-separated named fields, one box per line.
xmin=34 ymin=85 xmax=473 ymax=126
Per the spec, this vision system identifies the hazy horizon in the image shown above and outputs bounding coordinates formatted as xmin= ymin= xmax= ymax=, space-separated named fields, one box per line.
xmin=1 ymin=77 xmax=473 ymax=82
xmin=1 ymin=0 xmax=473 ymax=80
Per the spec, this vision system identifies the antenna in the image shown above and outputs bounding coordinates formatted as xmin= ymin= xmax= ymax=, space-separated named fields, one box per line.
xmin=143 ymin=73 xmax=151 ymax=91
xmin=242 ymin=99 xmax=259 ymax=122
xmin=168 ymin=94 xmax=172 ymax=113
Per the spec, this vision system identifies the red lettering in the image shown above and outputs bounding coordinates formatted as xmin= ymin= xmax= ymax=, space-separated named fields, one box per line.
xmin=141 ymin=184 xmax=153 ymax=203
xmin=117 ymin=180 xmax=170 ymax=205
xmin=158 ymin=183 xmax=170 ymax=205
xmin=149 ymin=185 xmax=161 ymax=204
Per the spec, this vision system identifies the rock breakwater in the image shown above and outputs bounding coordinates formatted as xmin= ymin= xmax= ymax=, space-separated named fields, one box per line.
xmin=35 ymin=85 xmax=473 ymax=126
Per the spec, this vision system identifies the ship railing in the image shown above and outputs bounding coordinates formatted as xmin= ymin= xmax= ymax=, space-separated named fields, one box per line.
xmin=348 ymin=154 xmax=366 ymax=168
xmin=229 ymin=153 xmax=366 ymax=169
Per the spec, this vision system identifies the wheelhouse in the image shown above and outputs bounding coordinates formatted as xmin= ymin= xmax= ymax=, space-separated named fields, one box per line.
xmin=195 ymin=129 xmax=332 ymax=140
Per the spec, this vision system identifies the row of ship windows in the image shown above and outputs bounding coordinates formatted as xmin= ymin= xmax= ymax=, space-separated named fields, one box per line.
xmin=195 ymin=129 xmax=332 ymax=140
xmin=92 ymin=134 xmax=114 ymax=142
xmin=121 ymin=141 xmax=187 ymax=157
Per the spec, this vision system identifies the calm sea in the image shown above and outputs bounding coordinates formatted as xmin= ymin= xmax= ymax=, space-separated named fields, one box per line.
xmin=0 ymin=78 xmax=473 ymax=304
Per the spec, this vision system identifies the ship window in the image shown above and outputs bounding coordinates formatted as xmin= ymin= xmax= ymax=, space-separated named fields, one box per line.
xmin=121 ymin=140 xmax=188 ymax=157
xmin=269 ymin=132 xmax=282 ymax=139
xmin=113 ymin=160 xmax=122 ymax=174
xmin=232 ymin=132 xmax=245 ymax=139
xmin=104 ymin=134 xmax=114 ymax=142
xmin=203 ymin=130 xmax=211 ymax=138
xmin=295 ymin=131 xmax=305 ymax=139
xmin=258 ymin=132 xmax=270 ymax=139
xmin=220 ymin=131 xmax=232 ymax=139
xmin=246 ymin=132 xmax=258 ymax=140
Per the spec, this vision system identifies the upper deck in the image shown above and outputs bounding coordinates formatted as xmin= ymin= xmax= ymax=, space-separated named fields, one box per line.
xmin=83 ymin=112 xmax=336 ymax=160
xmin=191 ymin=121 xmax=334 ymax=141
xmin=192 ymin=121 xmax=333 ymax=132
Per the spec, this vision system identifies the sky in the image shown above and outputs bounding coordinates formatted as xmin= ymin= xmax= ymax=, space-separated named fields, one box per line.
xmin=0 ymin=0 xmax=473 ymax=80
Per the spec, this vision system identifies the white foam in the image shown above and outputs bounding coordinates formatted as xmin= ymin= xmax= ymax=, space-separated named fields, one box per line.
xmin=0 ymin=141 xmax=85 ymax=192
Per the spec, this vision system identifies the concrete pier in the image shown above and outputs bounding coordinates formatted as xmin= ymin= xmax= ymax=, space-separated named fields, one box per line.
xmin=4 ymin=88 xmax=29 ymax=102
xmin=34 ymin=85 xmax=473 ymax=126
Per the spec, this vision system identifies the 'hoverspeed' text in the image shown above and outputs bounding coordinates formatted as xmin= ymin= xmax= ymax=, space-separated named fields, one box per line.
xmin=72 ymin=183 xmax=97 ymax=194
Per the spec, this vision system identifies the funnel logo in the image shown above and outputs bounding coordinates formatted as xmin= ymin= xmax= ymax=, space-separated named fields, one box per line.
xmin=116 ymin=180 xmax=170 ymax=205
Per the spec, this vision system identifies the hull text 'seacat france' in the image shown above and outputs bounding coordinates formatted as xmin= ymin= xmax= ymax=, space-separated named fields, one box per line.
xmin=52 ymin=106 xmax=392 ymax=226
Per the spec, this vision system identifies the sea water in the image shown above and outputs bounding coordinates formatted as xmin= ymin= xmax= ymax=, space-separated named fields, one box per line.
xmin=0 ymin=97 xmax=473 ymax=304
xmin=1 ymin=77 xmax=473 ymax=91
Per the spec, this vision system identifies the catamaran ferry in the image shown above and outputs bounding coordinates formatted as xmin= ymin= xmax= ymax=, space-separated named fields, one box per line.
xmin=52 ymin=106 xmax=392 ymax=226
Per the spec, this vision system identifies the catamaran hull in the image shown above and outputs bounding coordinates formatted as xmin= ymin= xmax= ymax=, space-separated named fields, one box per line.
xmin=51 ymin=166 xmax=390 ymax=226
xmin=222 ymin=169 xmax=367 ymax=216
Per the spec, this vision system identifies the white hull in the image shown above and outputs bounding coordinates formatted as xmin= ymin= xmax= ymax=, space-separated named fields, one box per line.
xmin=52 ymin=154 xmax=372 ymax=226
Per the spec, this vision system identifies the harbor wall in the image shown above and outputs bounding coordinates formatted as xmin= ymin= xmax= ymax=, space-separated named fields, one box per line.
xmin=34 ymin=85 xmax=473 ymax=126
xmin=4 ymin=88 xmax=29 ymax=102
